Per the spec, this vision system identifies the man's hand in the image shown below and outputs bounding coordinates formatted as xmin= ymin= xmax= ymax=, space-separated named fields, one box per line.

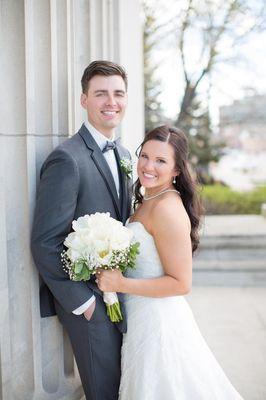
xmin=83 ymin=299 xmax=96 ymax=321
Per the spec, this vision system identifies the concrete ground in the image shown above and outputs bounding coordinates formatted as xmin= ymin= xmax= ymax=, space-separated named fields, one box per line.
xmin=187 ymin=215 xmax=266 ymax=400
xmin=187 ymin=287 xmax=266 ymax=400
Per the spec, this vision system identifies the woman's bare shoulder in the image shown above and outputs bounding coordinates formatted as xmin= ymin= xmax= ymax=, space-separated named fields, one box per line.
xmin=150 ymin=194 xmax=190 ymax=233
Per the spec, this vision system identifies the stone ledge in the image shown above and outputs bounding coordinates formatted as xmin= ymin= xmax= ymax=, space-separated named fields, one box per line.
xmin=192 ymin=269 xmax=266 ymax=286
xmin=200 ymin=215 xmax=266 ymax=237
xmin=199 ymin=235 xmax=266 ymax=249
xmin=194 ymin=259 xmax=266 ymax=270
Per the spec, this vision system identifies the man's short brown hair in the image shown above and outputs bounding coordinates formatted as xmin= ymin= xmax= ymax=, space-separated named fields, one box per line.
xmin=81 ymin=60 xmax=128 ymax=93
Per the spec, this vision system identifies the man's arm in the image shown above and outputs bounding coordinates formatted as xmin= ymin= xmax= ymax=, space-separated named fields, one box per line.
xmin=31 ymin=149 xmax=93 ymax=313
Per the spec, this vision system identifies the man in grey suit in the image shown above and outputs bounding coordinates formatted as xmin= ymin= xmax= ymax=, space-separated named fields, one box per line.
xmin=31 ymin=60 xmax=132 ymax=400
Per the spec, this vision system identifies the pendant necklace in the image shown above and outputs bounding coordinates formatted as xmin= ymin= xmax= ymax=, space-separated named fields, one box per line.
xmin=143 ymin=188 xmax=180 ymax=201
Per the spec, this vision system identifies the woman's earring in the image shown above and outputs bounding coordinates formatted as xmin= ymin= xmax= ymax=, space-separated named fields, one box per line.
xmin=173 ymin=176 xmax=176 ymax=184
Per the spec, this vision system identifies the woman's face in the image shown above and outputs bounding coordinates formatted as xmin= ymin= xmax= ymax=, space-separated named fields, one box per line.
xmin=137 ymin=139 xmax=178 ymax=192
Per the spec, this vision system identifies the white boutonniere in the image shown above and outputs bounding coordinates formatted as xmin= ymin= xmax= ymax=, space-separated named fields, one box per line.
xmin=120 ymin=157 xmax=133 ymax=178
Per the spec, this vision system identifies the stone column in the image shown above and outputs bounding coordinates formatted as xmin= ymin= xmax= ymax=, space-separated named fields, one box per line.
xmin=0 ymin=1 xmax=144 ymax=399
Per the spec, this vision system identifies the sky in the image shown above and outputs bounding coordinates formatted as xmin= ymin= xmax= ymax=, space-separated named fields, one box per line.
xmin=148 ymin=1 xmax=266 ymax=125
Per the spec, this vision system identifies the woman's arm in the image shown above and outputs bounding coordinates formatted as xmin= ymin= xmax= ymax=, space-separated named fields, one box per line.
xmin=97 ymin=197 xmax=192 ymax=297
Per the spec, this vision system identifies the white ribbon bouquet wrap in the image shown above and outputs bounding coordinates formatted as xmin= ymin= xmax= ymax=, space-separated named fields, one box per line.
xmin=61 ymin=213 xmax=139 ymax=322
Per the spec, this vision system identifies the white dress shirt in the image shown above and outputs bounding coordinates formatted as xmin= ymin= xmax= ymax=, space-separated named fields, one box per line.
xmin=85 ymin=120 xmax=120 ymax=197
xmin=72 ymin=120 xmax=120 ymax=315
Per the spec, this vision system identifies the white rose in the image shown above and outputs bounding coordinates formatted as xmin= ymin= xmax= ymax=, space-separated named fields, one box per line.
xmin=64 ymin=231 xmax=93 ymax=258
xmin=72 ymin=214 xmax=93 ymax=232
xmin=66 ymin=248 xmax=81 ymax=262
xmin=93 ymin=224 xmax=111 ymax=240
xmin=93 ymin=238 xmax=109 ymax=254
xmin=109 ymin=225 xmax=133 ymax=250
xmin=66 ymin=212 xmax=133 ymax=264
xmin=64 ymin=232 xmax=81 ymax=249
xmin=89 ymin=212 xmax=111 ymax=228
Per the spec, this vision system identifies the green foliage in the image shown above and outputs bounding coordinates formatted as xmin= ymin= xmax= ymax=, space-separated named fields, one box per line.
xmin=128 ymin=242 xmax=140 ymax=269
xmin=73 ymin=260 xmax=91 ymax=281
xmin=201 ymin=185 xmax=266 ymax=215
xmin=118 ymin=242 xmax=140 ymax=273
xmin=181 ymin=95 xmax=225 ymax=176
xmin=70 ymin=242 xmax=140 ymax=281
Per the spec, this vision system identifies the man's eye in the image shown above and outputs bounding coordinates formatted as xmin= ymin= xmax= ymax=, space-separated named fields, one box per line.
xmin=157 ymin=159 xmax=166 ymax=163
xmin=141 ymin=154 xmax=148 ymax=159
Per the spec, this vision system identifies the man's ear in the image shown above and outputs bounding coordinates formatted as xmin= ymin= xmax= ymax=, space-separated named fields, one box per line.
xmin=80 ymin=93 xmax=87 ymax=109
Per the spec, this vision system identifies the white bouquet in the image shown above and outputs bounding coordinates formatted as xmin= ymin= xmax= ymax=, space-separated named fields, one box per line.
xmin=61 ymin=212 xmax=139 ymax=322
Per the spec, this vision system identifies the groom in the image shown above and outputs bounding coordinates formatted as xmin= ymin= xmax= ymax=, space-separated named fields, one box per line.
xmin=31 ymin=60 xmax=132 ymax=400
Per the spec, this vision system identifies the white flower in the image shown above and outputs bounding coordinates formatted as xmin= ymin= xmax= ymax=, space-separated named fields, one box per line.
xmin=66 ymin=248 xmax=81 ymax=262
xmin=62 ymin=212 xmax=140 ymax=323
xmin=120 ymin=157 xmax=133 ymax=178
xmin=64 ymin=231 xmax=89 ymax=252
xmin=64 ymin=212 xmax=133 ymax=262
xmin=72 ymin=214 xmax=93 ymax=232
xmin=109 ymin=225 xmax=133 ymax=250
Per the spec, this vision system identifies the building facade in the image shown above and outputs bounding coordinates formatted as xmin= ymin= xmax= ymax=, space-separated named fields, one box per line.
xmin=0 ymin=1 xmax=144 ymax=399
xmin=219 ymin=95 xmax=266 ymax=152
xmin=210 ymin=95 xmax=266 ymax=190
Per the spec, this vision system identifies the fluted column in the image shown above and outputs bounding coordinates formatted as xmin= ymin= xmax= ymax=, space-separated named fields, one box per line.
xmin=0 ymin=0 xmax=143 ymax=399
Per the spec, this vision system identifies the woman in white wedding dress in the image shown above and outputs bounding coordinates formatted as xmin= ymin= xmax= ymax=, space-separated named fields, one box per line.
xmin=97 ymin=125 xmax=244 ymax=400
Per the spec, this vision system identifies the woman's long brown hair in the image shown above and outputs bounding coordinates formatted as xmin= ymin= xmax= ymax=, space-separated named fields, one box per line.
xmin=134 ymin=125 xmax=203 ymax=253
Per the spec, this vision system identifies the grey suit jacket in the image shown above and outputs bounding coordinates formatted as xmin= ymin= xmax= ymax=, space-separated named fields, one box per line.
xmin=31 ymin=124 xmax=132 ymax=318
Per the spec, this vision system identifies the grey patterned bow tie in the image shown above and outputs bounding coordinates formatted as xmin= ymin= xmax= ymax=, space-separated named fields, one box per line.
xmin=102 ymin=140 xmax=116 ymax=153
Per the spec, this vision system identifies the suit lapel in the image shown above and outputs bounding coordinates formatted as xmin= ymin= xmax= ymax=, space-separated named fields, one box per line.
xmin=114 ymin=142 xmax=130 ymax=224
xmin=78 ymin=124 xmax=121 ymax=219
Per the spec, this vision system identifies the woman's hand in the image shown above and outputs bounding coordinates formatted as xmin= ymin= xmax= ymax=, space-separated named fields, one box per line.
xmin=96 ymin=269 xmax=125 ymax=292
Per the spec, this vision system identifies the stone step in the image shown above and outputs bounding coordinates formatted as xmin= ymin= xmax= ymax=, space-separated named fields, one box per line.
xmin=191 ymin=216 xmax=266 ymax=286
xmin=193 ymin=233 xmax=266 ymax=286
xmin=199 ymin=235 xmax=266 ymax=249
xmin=199 ymin=215 xmax=266 ymax=237
xmin=192 ymin=268 xmax=266 ymax=286
xmin=194 ymin=247 xmax=266 ymax=269
xmin=194 ymin=259 xmax=266 ymax=271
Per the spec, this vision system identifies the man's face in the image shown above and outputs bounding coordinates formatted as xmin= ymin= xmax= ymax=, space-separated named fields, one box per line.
xmin=81 ymin=75 xmax=128 ymax=138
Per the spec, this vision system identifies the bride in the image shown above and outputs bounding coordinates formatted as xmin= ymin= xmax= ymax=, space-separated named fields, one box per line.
xmin=97 ymin=125 xmax=244 ymax=400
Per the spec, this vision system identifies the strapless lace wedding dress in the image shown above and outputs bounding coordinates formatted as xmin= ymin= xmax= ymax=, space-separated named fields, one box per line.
xmin=118 ymin=221 xmax=243 ymax=400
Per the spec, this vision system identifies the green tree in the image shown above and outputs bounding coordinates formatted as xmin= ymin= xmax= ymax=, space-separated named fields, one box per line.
xmin=178 ymin=91 xmax=224 ymax=181
xmin=187 ymin=98 xmax=224 ymax=183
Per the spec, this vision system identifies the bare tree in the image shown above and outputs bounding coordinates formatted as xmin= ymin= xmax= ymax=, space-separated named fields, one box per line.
xmin=175 ymin=0 xmax=266 ymax=127
xmin=143 ymin=0 xmax=266 ymax=174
